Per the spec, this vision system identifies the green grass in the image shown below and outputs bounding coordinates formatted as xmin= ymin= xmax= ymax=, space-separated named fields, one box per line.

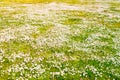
xmin=0 ymin=0 xmax=120 ymax=80
xmin=0 ymin=0 xmax=97 ymax=4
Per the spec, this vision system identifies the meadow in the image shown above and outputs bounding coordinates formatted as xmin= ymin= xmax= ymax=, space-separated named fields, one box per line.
xmin=0 ymin=0 xmax=120 ymax=80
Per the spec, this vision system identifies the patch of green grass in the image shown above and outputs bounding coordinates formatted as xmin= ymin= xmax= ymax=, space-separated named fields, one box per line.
xmin=0 ymin=1 xmax=120 ymax=80
xmin=0 ymin=7 xmax=26 ymax=30
xmin=0 ymin=40 xmax=36 ymax=54
xmin=0 ymin=0 xmax=97 ymax=4
xmin=31 ymin=23 xmax=53 ymax=38
xmin=63 ymin=17 xmax=83 ymax=25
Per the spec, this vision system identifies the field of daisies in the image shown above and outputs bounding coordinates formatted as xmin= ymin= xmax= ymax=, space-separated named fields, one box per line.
xmin=0 ymin=0 xmax=120 ymax=80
